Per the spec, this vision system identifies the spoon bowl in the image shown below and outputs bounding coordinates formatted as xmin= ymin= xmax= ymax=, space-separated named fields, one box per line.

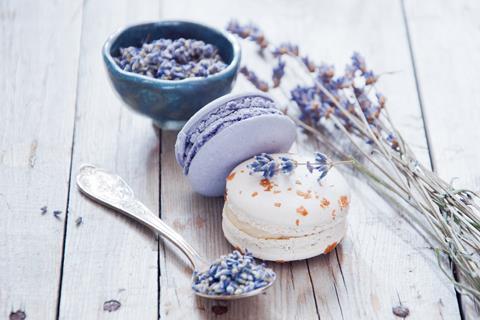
xmin=76 ymin=164 xmax=275 ymax=300
xmin=192 ymin=274 xmax=276 ymax=300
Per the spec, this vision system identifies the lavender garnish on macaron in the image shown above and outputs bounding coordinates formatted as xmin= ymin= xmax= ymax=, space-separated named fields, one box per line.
xmin=247 ymin=152 xmax=353 ymax=183
xmin=192 ymin=250 xmax=275 ymax=296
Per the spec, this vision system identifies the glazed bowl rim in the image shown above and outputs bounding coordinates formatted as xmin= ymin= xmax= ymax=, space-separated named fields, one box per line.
xmin=102 ymin=20 xmax=241 ymax=85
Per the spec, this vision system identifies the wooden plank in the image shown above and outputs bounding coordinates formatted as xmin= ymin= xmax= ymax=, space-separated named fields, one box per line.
xmin=159 ymin=4 xmax=319 ymax=320
xmin=57 ymin=0 xmax=160 ymax=319
xmin=403 ymin=0 xmax=480 ymax=318
xmin=291 ymin=1 xmax=459 ymax=318
xmin=280 ymin=0 xmax=461 ymax=318
xmin=0 ymin=0 xmax=82 ymax=318
xmin=161 ymin=0 xmax=462 ymax=319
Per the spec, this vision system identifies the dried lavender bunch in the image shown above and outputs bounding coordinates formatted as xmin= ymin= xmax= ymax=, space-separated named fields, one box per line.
xmin=228 ymin=20 xmax=480 ymax=302
xmin=192 ymin=250 xmax=275 ymax=296
xmin=114 ymin=38 xmax=227 ymax=80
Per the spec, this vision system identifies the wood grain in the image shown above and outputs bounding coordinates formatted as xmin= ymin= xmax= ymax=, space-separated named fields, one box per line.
xmin=56 ymin=0 xmax=160 ymax=319
xmin=289 ymin=1 xmax=460 ymax=318
xmin=403 ymin=0 xmax=480 ymax=318
xmin=0 ymin=0 xmax=82 ymax=318
xmin=161 ymin=0 xmax=461 ymax=319
xmin=0 ymin=0 xmax=475 ymax=319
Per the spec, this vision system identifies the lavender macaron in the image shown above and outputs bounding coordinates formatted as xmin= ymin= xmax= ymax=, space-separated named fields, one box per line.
xmin=175 ymin=92 xmax=296 ymax=197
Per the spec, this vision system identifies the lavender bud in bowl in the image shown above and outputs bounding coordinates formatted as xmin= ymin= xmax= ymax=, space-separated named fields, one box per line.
xmin=103 ymin=21 xmax=241 ymax=129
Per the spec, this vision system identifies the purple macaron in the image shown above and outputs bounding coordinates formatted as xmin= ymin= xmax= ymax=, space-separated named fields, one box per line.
xmin=175 ymin=92 xmax=296 ymax=196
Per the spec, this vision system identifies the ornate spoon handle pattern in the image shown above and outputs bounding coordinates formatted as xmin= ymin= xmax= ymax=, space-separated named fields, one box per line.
xmin=76 ymin=164 xmax=206 ymax=271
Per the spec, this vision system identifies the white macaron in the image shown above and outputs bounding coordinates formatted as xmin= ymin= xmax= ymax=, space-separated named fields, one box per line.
xmin=222 ymin=153 xmax=351 ymax=261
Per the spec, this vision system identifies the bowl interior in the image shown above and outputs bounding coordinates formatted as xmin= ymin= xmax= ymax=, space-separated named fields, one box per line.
xmin=109 ymin=21 xmax=236 ymax=66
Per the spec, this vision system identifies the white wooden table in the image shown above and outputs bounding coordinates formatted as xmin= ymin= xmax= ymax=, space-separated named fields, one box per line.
xmin=1 ymin=0 xmax=479 ymax=319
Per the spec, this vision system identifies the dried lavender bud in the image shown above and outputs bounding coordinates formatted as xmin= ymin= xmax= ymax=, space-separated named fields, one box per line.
xmin=226 ymin=20 xmax=268 ymax=48
xmin=75 ymin=216 xmax=83 ymax=226
xmin=279 ymin=156 xmax=296 ymax=174
xmin=386 ymin=133 xmax=400 ymax=151
xmin=392 ymin=305 xmax=409 ymax=318
xmin=364 ymin=70 xmax=378 ymax=85
xmin=53 ymin=210 xmax=62 ymax=219
xmin=240 ymin=66 xmax=269 ymax=92
xmin=192 ymin=250 xmax=275 ymax=296
xmin=114 ymin=38 xmax=227 ymax=80
xmin=103 ymin=300 xmax=121 ymax=312
xmin=351 ymin=51 xmax=367 ymax=73
xmin=317 ymin=63 xmax=335 ymax=81
xmin=376 ymin=92 xmax=386 ymax=108
xmin=272 ymin=42 xmax=299 ymax=57
xmin=307 ymin=152 xmax=330 ymax=182
xmin=291 ymin=86 xmax=328 ymax=123
xmin=247 ymin=153 xmax=277 ymax=178
xmin=302 ymin=56 xmax=316 ymax=72
xmin=9 ymin=310 xmax=26 ymax=320
xmin=272 ymin=58 xmax=286 ymax=88
xmin=40 ymin=206 xmax=47 ymax=215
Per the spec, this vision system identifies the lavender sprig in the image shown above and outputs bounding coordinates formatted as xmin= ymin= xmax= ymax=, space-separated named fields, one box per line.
xmin=272 ymin=42 xmax=299 ymax=57
xmin=226 ymin=21 xmax=268 ymax=49
xmin=272 ymin=58 xmax=286 ymax=88
xmin=247 ymin=152 xmax=346 ymax=183
xmin=240 ymin=66 xmax=269 ymax=92
xmin=192 ymin=250 xmax=275 ymax=296
xmin=301 ymin=56 xmax=316 ymax=73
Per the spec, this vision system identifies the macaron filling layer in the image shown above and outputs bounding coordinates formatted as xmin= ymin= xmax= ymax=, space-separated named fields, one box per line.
xmin=222 ymin=210 xmax=347 ymax=261
xmin=178 ymin=96 xmax=282 ymax=174
xmin=223 ymin=204 xmax=345 ymax=239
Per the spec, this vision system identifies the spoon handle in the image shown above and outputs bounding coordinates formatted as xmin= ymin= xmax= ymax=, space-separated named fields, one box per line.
xmin=76 ymin=164 xmax=204 ymax=271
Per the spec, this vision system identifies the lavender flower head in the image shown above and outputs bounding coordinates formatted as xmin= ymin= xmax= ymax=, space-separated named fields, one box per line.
xmin=240 ymin=66 xmax=269 ymax=92
xmin=306 ymin=152 xmax=330 ymax=182
xmin=247 ymin=153 xmax=277 ymax=178
xmin=351 ymin=51 xmax=367 ymax=73
xmin=114 ymin=38 xmax=227 ymax=80
xmin=272 ymin=42 xmax=299 ymax=57
xmin=226 ymin=20 xmax=268 ymax=48
xmin=272 ymin=58 xmax=286 ymax=88
xmin=192 ymin=250 xmax=275 ymax=296
xmin=289 ymin=52 xmax=397 ymax=149
xmin=302 ymin=56 xmax=316 ymax=73
xmin=279 ymin=156 xmax=296 ymax=174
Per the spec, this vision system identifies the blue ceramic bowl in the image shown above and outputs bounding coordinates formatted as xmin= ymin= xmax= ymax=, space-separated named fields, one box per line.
xmin=103 ymin=21 xmax=241 ymax=129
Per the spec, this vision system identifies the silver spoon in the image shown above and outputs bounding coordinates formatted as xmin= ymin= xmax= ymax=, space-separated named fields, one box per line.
xmin=76 ymin=164 xmax=275 ymax=300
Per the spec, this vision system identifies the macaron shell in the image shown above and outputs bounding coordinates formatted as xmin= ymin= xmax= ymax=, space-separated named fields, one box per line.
xmin=187 ymin=114 xmax=296 ymax=196
xmin=224 ymin=154 xmax=351 ymax=236
xmin=222 ymin=209 xmax=346 ymax=261
xmin=175 ymin=91 xmax=275 ymax=167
